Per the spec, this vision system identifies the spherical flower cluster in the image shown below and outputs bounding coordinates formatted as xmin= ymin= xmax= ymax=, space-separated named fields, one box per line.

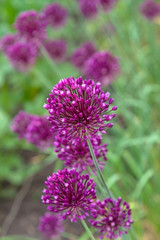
xmin=0 ymin=34 xmax=17 ymax=53
xmin=90 ymin=197 xmax=134 ymax=239
xmin=38 ymin=212 xmax=64 ymax=239
xmin=25 ymin=115 xmax=55 ymax=150
xmin=42 ymin=3 xmax=68 ymax=29
xmin=15 ymin=10 xmax=47 ymax=42
xmin=84 ymin=51 xmax=120 ymax=86
xmin=42 ymin=168 xmax=96 ymax=222
xmin=11 ymin=111 xmax=55 ymax=150
xmin=44 ymin=76 xmax=117 ymax=142
xmin=11 ymin=111 xmax=33 ymax=139
xmin=7 ymin=41 xmax=38 ymax=72
xmin=43 ymin=39 xmax=68 ymax=62
xmin=100 ymin=0 xmax=119 ymax=12
xmin=79 ymin=0 xmax=100 ymax=18
xmin=72 ymin=42 xmax=96 ymax=70
xmin=140 ymin=0 xmax=160 ymax=20
xmin=54 ymin=135 xmax=108 ymax=173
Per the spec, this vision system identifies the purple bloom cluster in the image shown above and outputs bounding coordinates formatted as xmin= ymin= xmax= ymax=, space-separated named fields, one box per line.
xmin=44 ymin=76 xmax=117 ymax=142
xmin=0 ymin=34 xmax=17 ymax=53
xmin=11 ymin=111 xmax=55 ymax=150
xmin=7 ymin=41 xmax=38 ymax=72
xmin=140 ymin=0 xmax=160 ymax=20
xmin=11 ymin=111 xmax=32 ymax=139
xmin=15 ymin=10 xmax=47 ymax=43
xmin=72 ymin=42 xmax=96 ymax=70
xmin=100 ymin=0 xmax=119 ymax=12
xmin=39 ymin=212 xmax=64 ymax=239
xmin=84 ymin=51 xmax=120 ymax=86
xmin=90 ymin=197 xmax=134 ymax=239
xmin=42 ymin=168 xmax=96 ymax=222
xmin=79 ymin=0 xmax=100 ymax=18
xmin=42 ymin=3 xmax=68 ymax=29
xmin=0 ymin=3 xmax=68 ymax=71
xmin=43 ymin=39 xmax=67 ymax=62
xmin=54 ymin=135 xmax=108 ymax=173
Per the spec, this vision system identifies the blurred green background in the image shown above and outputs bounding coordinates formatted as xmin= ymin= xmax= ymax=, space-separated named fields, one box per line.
xmin=0 ymin=0 xmax=160 ymax=239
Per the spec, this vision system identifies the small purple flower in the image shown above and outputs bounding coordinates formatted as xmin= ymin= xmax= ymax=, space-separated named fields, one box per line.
xmin=7 ymin=41 xmax=38 ymax=71
xmin=0 ymin=34 xmax=18 ymax=53
xmin=44 ymin=76 xmax=117 ymax=142
xmin=25 ymin=115 xmax=55 ymax=150
xmin=15 ymin=10 xmax=47 ymax=43
xmin=54 ymin=135 xmax=108 ymax=173
xmin=140 ymin=0 xmax=160 ymax=20
xmin=72 ymin=42 xmax=96 ymax=70
xmin=43 ymin=39 xmax=67 ymax=62
xmin=90 ymin=197 xmax=134 ymax=239
xmin=39 ymin=212 xmax=64 ymax=239
xmin=84 ymin=51 xmax=120 ymax=86
xmin=100 ymin=0 xmax=119 ymax=12
xmin=11 ymin=111 xmax=33 ymax=139
xmin=11 ymin=111 xmax=55 ymax=150
xmin=79 ymin=0 xmax=100 ymax=18
xmin=42 ymin=168 xmax=96 ymax=222
xmin=42 ymin=3 xmax=68 ymax=29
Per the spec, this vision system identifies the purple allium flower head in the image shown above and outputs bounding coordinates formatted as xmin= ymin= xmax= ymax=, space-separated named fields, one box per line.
xmin=140 ymin=0 xmax=160 ymax=20
xmin=72 ymin=42 xmax=96 ymax=70
xmin=84 ymin=51 xmax=120 ymax=86
xmin=79 ymin=0 xmax=100 ymax=18
xmin=11 ymin=111 xmax=33 ymax=139
xmin=54 ymin=135 xmax=108 ymax=173
xmin=25 ymin=115 xmax=55 ymax=150
xmin=43 ymin=39 xmax=68 ymax=62
xmin=39 ymin=212 xmax=64 ymax=239
xmin=100 ymin=0 xmax=119 ymax=12
xmin=11 ymin=111 xmax=55 ymax=150
xmin=44 ymin=76 xmax=118 ymax=142
xmin=15 ymin=10 xmax=47 ymax=43
xmin=42 ymin=168 xmax=96 ymax=222
xmin=7 ymin=41 xmax=38 ymax=71
xmin=42 ymin=3 xmax=68 ymax=29
xmin=90 ymin=197 xmax=134 ymax=239
xmin=0 ymin=34 xmax=18 ymax=53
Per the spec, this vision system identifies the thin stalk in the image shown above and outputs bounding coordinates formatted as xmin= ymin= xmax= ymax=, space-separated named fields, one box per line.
xmin=40 ymin=45 xmax=62 ymax=79
xmin=87 ymin=139 xmax=113 ymax=199
xmin=33 ymin=68 xmax=51 ymax=90
xmin=81 ymin=219 xmax=96 ymax=240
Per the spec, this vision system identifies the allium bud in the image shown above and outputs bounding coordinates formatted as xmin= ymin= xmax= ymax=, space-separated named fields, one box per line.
xmin=84 ymin=51 xmax=120 ymax=86
xmin=44 ymin=76 xmax=118 ymax=142
xmin=90 ymin=197 xmax=134 ymax=239
xmin=43 ymin=39 xmax=67 ymax=62
xmin=54 ymin=135 xmax=108 ymax=173
xmin=39 ymin=212 xmax=64 ymax=239
xmin=72 ymin=42 xmax=96 ymax=70
xmin=42 ymin=3 xmax=68 ymax=29
xmin=7 ymin=41 xmax=38 ymax=72
xmin=42 ymin=168 xmax=96 ymax=222
xmin=79 ymin=0 xmax=100 ymax=18
xmin=140 ymin=0 xmax=160 ymax=20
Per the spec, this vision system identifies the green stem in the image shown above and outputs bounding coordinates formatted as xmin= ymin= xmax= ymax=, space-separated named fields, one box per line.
xmin=33 ymin=68 xmax=51 ymax=90
xmin=87 ymin=139 xmax=113 ymax=199
xmin=81 ymin=219 xmax=96 ymax=240
xmin=40 ymin=45 xmax=62 ymax=79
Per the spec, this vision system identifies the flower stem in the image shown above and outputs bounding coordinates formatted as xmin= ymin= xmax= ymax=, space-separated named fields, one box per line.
xmin=87 ymin=139 xmax=113 ymax=199
xmin=81 ymin=219 xmax=96 ymax=240
xmin=40 ymin=45 xmax=62 ymax=79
